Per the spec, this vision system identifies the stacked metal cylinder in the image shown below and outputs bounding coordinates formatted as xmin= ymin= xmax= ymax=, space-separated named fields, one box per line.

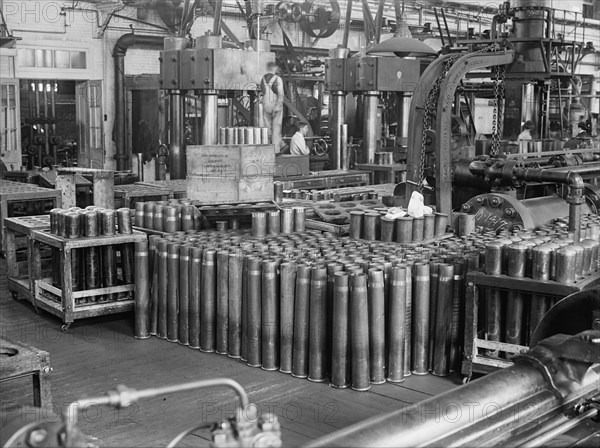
xmin=349 ymin=211 xmax=449 ymax=243
xmin=251 ymin=208 xmax=306 ymax=237
xmin=134 ymin=200 xmax=205 ymax=232
xmin=136 ymin=227 xmax=484 ymax=389
xmin=479 ymin=214 xmax=600 ymax=352
xmin=218 ymin=127 xmax=270 ymax=145
xmin=48 ymin=206 xmax=136 ymax=303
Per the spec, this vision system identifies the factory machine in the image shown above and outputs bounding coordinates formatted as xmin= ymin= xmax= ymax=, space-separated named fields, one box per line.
xmin=1 ymin=291 xmax=597 ymax=448
xmin=158 ymin=34 xmax=275 ymax=179
xmin=401 ymin=0 xmax=599 ymax=236
xmin=322 ymin=0 xmax=600 ymax=236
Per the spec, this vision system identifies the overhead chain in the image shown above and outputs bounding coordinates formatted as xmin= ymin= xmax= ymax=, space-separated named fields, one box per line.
xmin=418 ymin=54 xmax=460 ymax=188
xmin=490 ymin=43 xmax=506 ymax=157
xmin=418 ymin=43 xmax=502 ymax=187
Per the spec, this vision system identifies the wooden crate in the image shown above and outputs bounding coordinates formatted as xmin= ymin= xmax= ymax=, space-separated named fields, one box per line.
xmin=30 ymin=229 xmax=147 ymax=331
xmin=5 ymin=215 xmax=51 ymax=301
xmin=186 ymin=144 xmax=274 ymax=203
xmin=0 ymin=337 xmax=52 ymax=409
xmin=113 ymin=184 xmax=173 ymax=209
xmin=135 ymin=179 xmax=189 ymax=199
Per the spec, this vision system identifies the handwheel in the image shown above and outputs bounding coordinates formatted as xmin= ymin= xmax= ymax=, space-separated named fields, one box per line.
xmin=156 ymin=144 xmax=169 ymax=165
xmin=313 ymin=138 xmax=328 ymax=157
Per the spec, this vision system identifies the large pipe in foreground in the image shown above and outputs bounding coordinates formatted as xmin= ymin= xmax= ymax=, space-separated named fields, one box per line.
xmin=305 ymin=358 xmax=598 ymax=448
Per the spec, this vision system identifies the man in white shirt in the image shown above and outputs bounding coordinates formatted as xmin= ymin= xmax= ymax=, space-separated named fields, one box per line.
xmin=517 ymin=120 xmax=535 ymax=140
xmin=290 ymin=122 xmax=310 ymax=156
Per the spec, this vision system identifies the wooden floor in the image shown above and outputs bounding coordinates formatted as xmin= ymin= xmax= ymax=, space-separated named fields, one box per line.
xmin=0 ymin=257 xmax=462 ymax=447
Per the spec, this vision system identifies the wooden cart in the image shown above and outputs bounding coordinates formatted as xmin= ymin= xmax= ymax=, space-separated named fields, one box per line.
xmin=30 ymin=229 xmax=147 ymax=331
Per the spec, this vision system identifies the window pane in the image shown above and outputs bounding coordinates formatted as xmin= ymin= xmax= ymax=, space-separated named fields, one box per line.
xmin=70 ymin=51 xmax=86 ymax=69
xmin=35 ymin=49 xmax=53 ymax=68
xmin=55 ymin=50 xmax=70 ymax=68
xmin=18 ymin=49 xmax=35 ymax=67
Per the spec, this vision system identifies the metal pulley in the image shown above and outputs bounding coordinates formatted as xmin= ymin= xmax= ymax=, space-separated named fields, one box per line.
xmin=299 ymin=0 xmax=340 ymax=39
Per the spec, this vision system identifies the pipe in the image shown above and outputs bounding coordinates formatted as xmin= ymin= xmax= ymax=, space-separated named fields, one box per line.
xmin=470 ymin=162 xmax=587 ymax=242
xmin=305 ymin=363 xmax=548 ymax=447
xmin=362 ymin=91 xmax=379 ymax=164
xmin=64 ymin=378 xmax=250 ymax=426
xmin=170 ymin=91 xmax=186 ymax=179
xmin=112 ymin=34 xmax=165 ymax=171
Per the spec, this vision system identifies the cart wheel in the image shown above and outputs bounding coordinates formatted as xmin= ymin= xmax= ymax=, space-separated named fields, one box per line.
xmin=61 ymin=323 xmax=71 ymax=333
xmin=10 ymin=291 xmax=19 ymax=300
xmin=462 ymin=376 xmax=471 ymax=384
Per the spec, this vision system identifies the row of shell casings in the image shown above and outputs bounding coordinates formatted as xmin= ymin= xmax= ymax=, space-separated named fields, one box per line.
xmin=48 ymin=207 xmax=134 ymax=301
xmin=480 ymin=232 xmax=600 ymax=352
xmin=134 ymin=229 xmax=473 ymax=388
xmin=219 ymin=127 xmax=270 ymax=145
xmin=134 ymin=200 xmax=203 ymax=232
xmin=349 ymin=212 xmax=449 ymax=243
xmin=251 ymin=208 xmax=306 ymax=238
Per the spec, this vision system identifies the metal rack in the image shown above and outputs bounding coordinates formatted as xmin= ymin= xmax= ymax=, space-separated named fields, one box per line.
xmin=462 ymin=270 xmax=600 ymax=379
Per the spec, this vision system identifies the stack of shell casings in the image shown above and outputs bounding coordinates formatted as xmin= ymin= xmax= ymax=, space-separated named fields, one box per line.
xmin=251 ymin=208 xmax=306 ymax=237
xmin=134 ymin=199 xmax=205 ymax=232
xmin=349 ymin=211 xmax=449 ymax=243
xmin=49 ymin=206 xmax=137 ymax=304
xmin=138 ymin=227 xmax=482 ymax=389
xmin=479 ymin=215 xmax=600 ymax=356
xmin=218 ymin=126 xmax=270 ymax=145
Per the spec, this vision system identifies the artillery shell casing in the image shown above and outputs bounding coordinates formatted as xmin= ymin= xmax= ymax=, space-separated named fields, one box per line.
xmin=294 ymin=206 xmax=306 ymax=232
xmin=368 ymin=268 xmax=386 ymax=384
xmin=412 ymin=216 xmax=424 ymax=242
xmin=262 ymin=259 xmax=280 ymax=371
xmin=134 ymin=239 xmax=150 ymax=339
xmin=153 ymin=204 xmax=164 ymax=231
xmin=380 ymin=217 xmax=395 ymax=242
xmin=246 ymin=256 xmax=262 ymax=366
xmin=396 ymin=216 xmax=413 ymax=243
xmin=267 ymin=210 xmax=281 ymax=235
xmin=308 ymin=265 xmax=327 ymax=381
xmin=331 ymin=271 xmax=350 ymax=388
xmin=201 ymin=248 xmax=217 ymax=352
xmin=434 ymin=213 xmax=449 ymax=236
xmin=363 ymin=213 xmax=380 ymax=241
xmin=432 ymin=263 xmax=454 ymax=376
xmin=178 ymin=244 xmax=191 ymax=346
xmin=350 ymin=272 xmax=371 ymax=391
xmin=189 ymin=246 xmax=202 ymax=349
xmin=281 ymin=208 xmax=294 ymax=233
xmin=280 ymin=261 xmax=297 ymax=373
xmin=166 ymin=242 xmax=180 ymax=342
xmin=144 ymin=201 xmax=155 ymax=229
xmin=216 ymin=250 xmax=229 ymax=354
xmin=292 ymin=264 xmax=311 ymax=378
xmin=156 ymin=239 xmax=168 ymax=339
xmin=252 ymin=212 xmax=267 ymax=238
xmin=388 ymin=266 xmax=407 ymax=382
xmin=349 ymin=211 xmax=364 ymax=239
xmin=423 ymin=214 xmax=435 ymax=240
xmin=228 ymin=251 xmax=243 ymax=358
xmin=412 ymin=262 xmax=430 ymax=375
